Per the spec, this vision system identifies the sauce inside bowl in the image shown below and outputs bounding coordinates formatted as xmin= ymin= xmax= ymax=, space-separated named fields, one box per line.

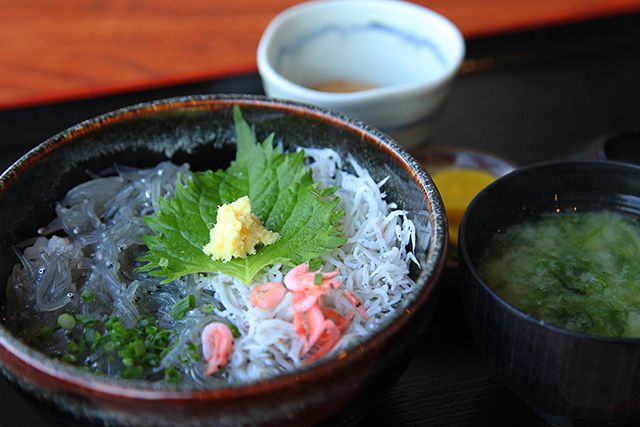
xmin=478 ymin=209 xmax=640 ymax=338
xmin=309 ymin=80 xmax=377 ymax=93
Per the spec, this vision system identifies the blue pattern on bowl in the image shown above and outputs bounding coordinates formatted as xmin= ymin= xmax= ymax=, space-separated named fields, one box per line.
xmin=275 ymin=22 xmax=446 ymax=72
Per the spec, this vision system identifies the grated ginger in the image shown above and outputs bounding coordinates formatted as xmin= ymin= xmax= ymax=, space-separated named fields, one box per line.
xmin=203 ymin=196 xmax=279 ymax=262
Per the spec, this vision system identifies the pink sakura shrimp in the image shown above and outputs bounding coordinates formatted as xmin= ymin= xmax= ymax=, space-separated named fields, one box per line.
xmin=294 ymin=303 xmax=329 ymax=355
xmin=322 ymin=307 xmax=354 ymax=333
xmin=292 ymin=286 xmax=326 ymax=312
xmin=293 ymin=311 xmax=307 ymax=343
xmin=249 ymin=281 xmax=286 ymax=310
xmin=344 ymin=290 xmax=368 ymax=319
xmin=303 ymin=304 xmax=326 ymax=354
xmin=304 ymin=319 xmax=342 ymax=364
xmin=201 ymin=322 xmax=233 ymax=376
xmin=284 ymin=263 xmax=339 ymax=292
xmin=293 ymin=305 xmax=326 ymax=355
xmin=252 ymin=262 xmax=357 ymax=363
xmin=295 ymin=305 xmax=354 ymax=356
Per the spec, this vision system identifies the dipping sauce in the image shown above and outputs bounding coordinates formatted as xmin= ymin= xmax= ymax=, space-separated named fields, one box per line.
xmin=432 ymin=167 xmax=496 ymax=247
xmin=478 ymin=210 xmax=640 ymax=338
xmin=309 ymin=80 xmax=377 ymax=93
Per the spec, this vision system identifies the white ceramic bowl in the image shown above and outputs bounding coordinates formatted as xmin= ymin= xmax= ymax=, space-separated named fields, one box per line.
xmin=257 ymin=0 xmax=465 ymax=148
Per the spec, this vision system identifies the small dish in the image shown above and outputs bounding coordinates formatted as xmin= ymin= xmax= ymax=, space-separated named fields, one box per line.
xmin=413 ymin=146 xmax=515 ymax=267
xmin=257 ymin=0 xmax=465 ymax=148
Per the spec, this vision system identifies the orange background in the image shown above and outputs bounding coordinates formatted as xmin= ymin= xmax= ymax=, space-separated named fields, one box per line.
xmin=2 ymin=0 xmax=640 ymax=110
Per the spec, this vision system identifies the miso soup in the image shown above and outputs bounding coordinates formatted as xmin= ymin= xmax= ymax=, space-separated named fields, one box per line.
xmin=478 ymin=210 xmax=640 ymax=337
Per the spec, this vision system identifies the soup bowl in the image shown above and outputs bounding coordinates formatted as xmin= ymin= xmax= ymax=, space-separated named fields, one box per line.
xmin=459 ymin=160 xmax=640 ymax=425
xmin=0 ymin=95 xmax=446 ymax=426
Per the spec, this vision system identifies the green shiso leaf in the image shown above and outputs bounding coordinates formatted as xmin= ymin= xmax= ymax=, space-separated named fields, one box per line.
xmin=138 ymin=106 xmax=345 ymax=284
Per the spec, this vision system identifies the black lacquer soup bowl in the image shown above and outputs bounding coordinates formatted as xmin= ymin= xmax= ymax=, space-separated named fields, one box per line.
xmin=459 ymin=160 xmax=640 ymax=426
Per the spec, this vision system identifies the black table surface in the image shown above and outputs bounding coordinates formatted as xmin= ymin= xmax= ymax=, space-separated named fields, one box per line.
xmin=1 ymin=12 xmax=640 ymax=427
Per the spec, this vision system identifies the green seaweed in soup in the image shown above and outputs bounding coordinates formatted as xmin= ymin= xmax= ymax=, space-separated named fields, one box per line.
xmin=478 ymin=210 xmax=640 ymax=338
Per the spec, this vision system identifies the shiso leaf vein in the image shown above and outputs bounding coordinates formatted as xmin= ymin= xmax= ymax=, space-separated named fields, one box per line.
xmin=138 ymin=106 xmax=346 ymax=284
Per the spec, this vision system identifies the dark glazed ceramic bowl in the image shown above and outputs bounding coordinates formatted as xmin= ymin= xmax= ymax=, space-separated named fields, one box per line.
xmin=458 ymin=160 xmax=640 ymax=426
xmin=0 ymin=95 xmax=446 ymax=426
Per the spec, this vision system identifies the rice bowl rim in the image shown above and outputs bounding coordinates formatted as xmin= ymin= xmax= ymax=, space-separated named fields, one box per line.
xmin=0 ymin=94 xmax=447 ymax=401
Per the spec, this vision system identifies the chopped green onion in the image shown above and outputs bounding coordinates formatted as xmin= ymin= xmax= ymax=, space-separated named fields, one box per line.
xmin=144 ymin=325 xmax=158 ymax=335
xmin=138 ymin=318 xmax=152 ymax=328
xmin=56 ymin=315 xmax=178 ymax=382
xmin=104 ymin=340 xmax=117 ymax=352
xmin=144 ymin=354 xmax=160 ymax=367
xmin=85 ymin=328 xmax=101 ymax=344
xmin=227 ymin=322 xmax=240 ymax=338
xmin=177 ymin=354 xmax=190 ymax=366
xmin=130 ymin=340 xmax=146 ymax=357
xmin=57 ymin=313 xmax=76 ymax=330
xmin=201 ymin=303 xmax=216 ymax=314
xmin=313 ymin=274 xmax=322 ymax=285
xmin=81 ymin=289 xmax=95 ymax=303
xmin=60 ymin=353 xmax=77 ymax=364
xmin=74 ymin=314 xmax=96 ymax=327
xmin=164 ymin=367 xmax=181 ymax=384
xmin=122 ymin=365 xmax=144 ymax=379
xmin=186 ymin=342 xmax=199 ymax=360
xmin=39 ymin=326 xmax=54 ymax=338
xmin=171 ymin=295 xmax=196 ymax=320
